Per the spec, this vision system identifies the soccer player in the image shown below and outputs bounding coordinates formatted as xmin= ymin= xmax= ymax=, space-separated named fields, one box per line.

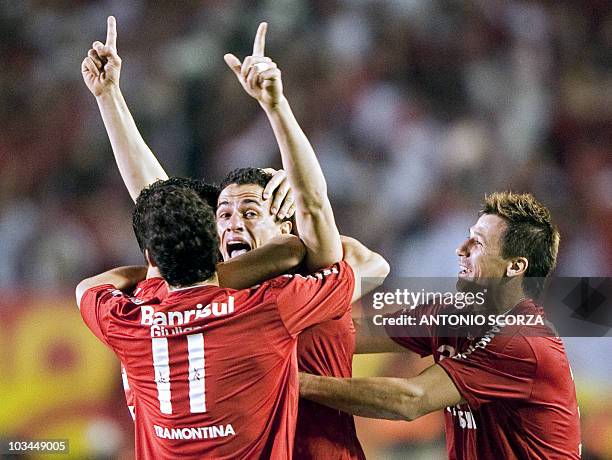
xmin=222 ymin=24 xmax=370 ymax=458
xmin=300 ymin=192 xmax=581 ymax=459
xmin=77 ymin=181 xmax=363 ymax=458
xmin=82 ymin=17 xmax=386 ymax=458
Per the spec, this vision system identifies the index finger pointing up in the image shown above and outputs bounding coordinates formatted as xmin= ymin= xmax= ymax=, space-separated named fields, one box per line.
xmin=106 ymin=16 xmax=117 ymax=49
xmin=252 ymin=22 xmax=267 ymax=57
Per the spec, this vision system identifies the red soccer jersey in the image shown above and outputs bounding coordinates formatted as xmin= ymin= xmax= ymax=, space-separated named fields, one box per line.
xmin=80 ymin=262 xmax=354 ymax=460
xmin=121 ymin=277 xmax=168 ymax=421
xmin=385 ymin=299 xmax=581 ymax=460
xmin=295 ymin=313 xmax=366 ymax=460
xmin=122 ymin=278 xmax=365 ymax=459
xmin=124 ymin=277 xmax=365 ymax=459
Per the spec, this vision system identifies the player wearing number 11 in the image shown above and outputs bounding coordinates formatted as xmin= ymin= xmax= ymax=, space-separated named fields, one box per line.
xmin=76 ymin=181 xmax=366 ymax=459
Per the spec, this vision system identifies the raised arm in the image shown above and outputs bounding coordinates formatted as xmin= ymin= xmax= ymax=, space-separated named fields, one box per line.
xmin=81 ymin=16 xmax=168 ymax=202
xmin=224 ymin=23 xmax=342 ymax=272
xmin=299 ymin=364 xmax=464 ymax=421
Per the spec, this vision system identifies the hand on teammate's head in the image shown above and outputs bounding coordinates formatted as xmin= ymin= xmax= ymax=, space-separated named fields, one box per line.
xmin=81 ymin=16 xmax=122 ymax=97
xmin=262 ymin=168 xmax=296 ymax=220
xmin=224 ymin=22 xmax=284 ymax=107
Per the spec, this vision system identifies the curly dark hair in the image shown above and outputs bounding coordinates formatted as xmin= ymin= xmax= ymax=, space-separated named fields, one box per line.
xmin=134 ymin=180 xmax=219 ymax=287
xmin=481 ymin=191 xmax=560 ymax=296
xmin=133 ymin=177 xmax=219 ymax=252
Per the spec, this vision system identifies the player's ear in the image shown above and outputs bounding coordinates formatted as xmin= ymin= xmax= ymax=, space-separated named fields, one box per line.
xmin=145 ymin=249 xmax=158 ymax=268
xmin=506 ymin=257 xmax=528 ymax=277
xmin=279 ymin=219 xmax=292 ymax=235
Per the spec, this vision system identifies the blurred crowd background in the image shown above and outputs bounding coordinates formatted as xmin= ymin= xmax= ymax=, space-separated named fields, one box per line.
xmin=1 ymin=0 xmax=611 ymax=458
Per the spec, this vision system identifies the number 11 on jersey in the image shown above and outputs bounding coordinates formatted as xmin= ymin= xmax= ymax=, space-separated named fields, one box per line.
xmin=151 ymin=333 xmax=206 ymax=414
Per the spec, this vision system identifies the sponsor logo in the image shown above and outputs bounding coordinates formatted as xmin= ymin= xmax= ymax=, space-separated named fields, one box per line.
xmin=438 ymin=346 xmax=478 ymax=430
xmin=141 ymin=297 xmax=235 ymax=337
xmin=446 ymin=404 xmax=477 ymax=430
xmin=153 ymin=424 xmax=235 ymax=440
xmin=141 ymin=297 xmax=235 ymax=326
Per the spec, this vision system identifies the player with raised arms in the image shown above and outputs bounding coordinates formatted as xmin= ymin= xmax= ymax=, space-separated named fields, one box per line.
xmin=221 ymin=23 xmax=372 ymax=458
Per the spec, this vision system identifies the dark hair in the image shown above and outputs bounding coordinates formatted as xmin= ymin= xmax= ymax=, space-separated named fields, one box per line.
xmin=134 ymin=180 xmax=219 ymax=287
xmin=220 ymin=167 xmax=273 ymax=191
xmin=219 ymin=167 xmax=293 ymax=224
xmin=133 ymin=177 xmax=219 ymax=252
xmin=481 ymin=191 xmax=560 ymax=296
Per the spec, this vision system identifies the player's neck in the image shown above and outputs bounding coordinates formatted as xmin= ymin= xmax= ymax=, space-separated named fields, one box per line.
xmin=168 ymin=273 xmax=220 ymax=292
xmin=146 ymin=265 xmax=162 ymax=279
xmin=489 ymin=286 xmax=529 ymax=315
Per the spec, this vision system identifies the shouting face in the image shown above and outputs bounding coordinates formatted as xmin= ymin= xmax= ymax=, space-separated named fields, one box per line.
xmin=216 ymin=183 xmax=291 ymax=261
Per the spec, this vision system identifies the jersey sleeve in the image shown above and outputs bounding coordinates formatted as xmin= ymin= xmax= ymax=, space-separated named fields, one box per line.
xmin=269 ymin=261 xmax=355 ymax=337
xmin=438 ymin=334 xmax=537 ymax=409
xmin=79 ymin=284 xmax=131 ymax=347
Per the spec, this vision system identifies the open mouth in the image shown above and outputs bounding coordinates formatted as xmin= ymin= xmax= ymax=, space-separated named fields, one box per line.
xmin=226 ymin=241 xmax=252 ymax=259
xmin=458 ymin=265 xmax=472 ymax=277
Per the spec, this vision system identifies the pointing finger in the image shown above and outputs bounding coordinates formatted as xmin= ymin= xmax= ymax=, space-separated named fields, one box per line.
xmin=252 ymin=22 xmax=267 ymax=57
xmin=106 ymin=16 xmax=117 ymax=50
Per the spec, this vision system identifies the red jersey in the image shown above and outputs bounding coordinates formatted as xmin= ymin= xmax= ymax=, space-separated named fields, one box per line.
xmin=295 ymin=313 xmax=365 ymax=459
xmin=385 ymin=299 xmax=581 ymax=460
xmin=80 ymin=262 xmax=354 ymax=460
xmin=124 ymin=278 xmax=365 ymax=460
xmin=121 ymin=277 xmax=168 ymax=421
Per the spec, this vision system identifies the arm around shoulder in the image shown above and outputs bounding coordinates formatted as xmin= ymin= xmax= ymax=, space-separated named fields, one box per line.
xmin=299 ymin=363 xmax=464 ymax=421
xmin=217 ymin=235 xmax=306 ymax=289
xmin=76 ymin=265 xmax=148 ymax=308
